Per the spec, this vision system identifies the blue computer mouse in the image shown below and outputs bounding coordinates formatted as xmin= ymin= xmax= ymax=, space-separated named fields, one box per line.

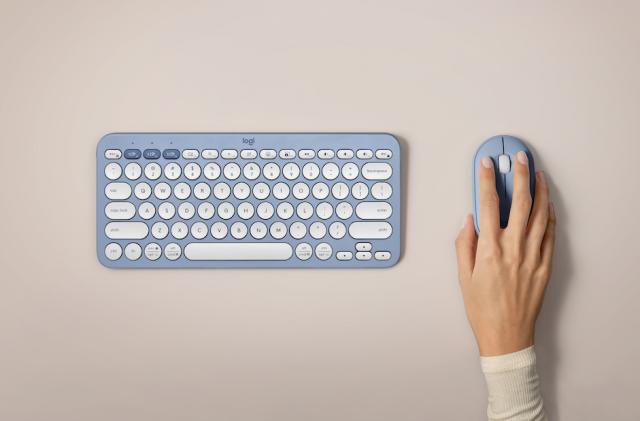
xmin=472 ymin=135 xmax=535 ymax=232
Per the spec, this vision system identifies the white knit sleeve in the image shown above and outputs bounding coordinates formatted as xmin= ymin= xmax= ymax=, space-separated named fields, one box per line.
xmin=480 ymin=346 xmax=547 ymax=421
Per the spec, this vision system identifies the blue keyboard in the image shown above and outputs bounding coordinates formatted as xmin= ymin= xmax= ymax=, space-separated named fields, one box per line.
xmin=97 ymin=133 xmax=401 ymax=268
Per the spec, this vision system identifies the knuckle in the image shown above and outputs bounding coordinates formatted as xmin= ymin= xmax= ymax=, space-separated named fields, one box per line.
xmin=481 ymin=192 xmax=500 ymax=207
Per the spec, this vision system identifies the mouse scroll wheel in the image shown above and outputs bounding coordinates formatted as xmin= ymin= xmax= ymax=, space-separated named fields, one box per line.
xmin=498 ymin=154 xmax=511 ymax=174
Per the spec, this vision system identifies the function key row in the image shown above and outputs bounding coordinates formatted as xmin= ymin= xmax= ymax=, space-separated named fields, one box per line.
xmin=105 ymin=148 xmax=393 ymax=161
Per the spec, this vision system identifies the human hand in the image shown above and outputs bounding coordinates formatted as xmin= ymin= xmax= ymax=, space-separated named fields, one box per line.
xmin=455 ymin=152 xmax=556 ymax=356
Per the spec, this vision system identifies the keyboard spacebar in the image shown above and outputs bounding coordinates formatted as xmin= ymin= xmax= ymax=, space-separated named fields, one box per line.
xmin=184 ymin=243 xmax=293 ymax=261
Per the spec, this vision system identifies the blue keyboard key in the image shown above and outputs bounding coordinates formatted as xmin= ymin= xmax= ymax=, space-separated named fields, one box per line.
xmin=162 ymin=149 xmax=180 ymax=159
xmin=143 ymin=149 xmax=161 ymax=159
xmin=97 ymin=133 xmax=401 ymax=268
xmin=124 ymin=149 xmax=141 ymax=159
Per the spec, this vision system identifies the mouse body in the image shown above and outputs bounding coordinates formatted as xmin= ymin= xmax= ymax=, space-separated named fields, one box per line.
xmin=473 ymin=135 xmax=535 ymax=232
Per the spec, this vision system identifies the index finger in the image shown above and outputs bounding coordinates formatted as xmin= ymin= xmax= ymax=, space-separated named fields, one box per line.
xmin=478 ymin=156 xmax=501 ymax=236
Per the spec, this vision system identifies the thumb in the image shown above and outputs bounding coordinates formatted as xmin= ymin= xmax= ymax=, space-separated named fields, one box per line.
xmin=455 ymin=214 xmax=477 ymax=282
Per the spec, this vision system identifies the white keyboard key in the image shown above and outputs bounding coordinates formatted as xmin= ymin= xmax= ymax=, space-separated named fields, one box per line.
xmin=213 ymin=182 xmax=231 ymax=199
xmin=105 ymin=243 xmax=122 ymax=260
xmin=184 ymin=162 xmax=201 ymax=180
xmin=171 ymin=222 xmax=188 ymax=239
xmin=202 ymin=149 xmax=219 ymax=159
xmin=233 ymin=182 xmax=251 ymax=200
xmin=356 ymin=202 xmax=392 ymax=219
xmin=260 ymin=149 xmax=277 ymax=159
xmin=174 ymin=182 xmax=191 ymax=200
xmin=276 ymin=202 xmax=294 ymax=219
xmin=315 ymin=243 xmax=332 ymax=260
xmin=178 ymin=202 xmax=195 ymax=219
xmin=197 ymin=202 xmax=215 ymax=219
xmin=144 ymin=243 xmax=162 ymax=261
xmin=144 ymin=162 xmax=162 ymax=180
xmin=362 ymin=162 xmax=392 ymax=180
xmin=302 ymin=163 xmax=320 ymax=180
xmin=134 ymin=182 xmax=152 ymax=200
xmin=270 ymin=222 xmax=287 ymax=239
xmin=309 ymin=222 xmax=326 ymax=239
xmin=237 ymin=202 xmax=255 ymax=219
xmin=336 ymin=251 xmax=353 ymax=261
xmin=263 ymin=163 xmax=280 ymax=180
xmin=356 ymin=149 xmax=373 ymax=159
xmin=371 ymin=182 xmax=392 ymax=200
xmin=223 ymin=163 xmax=241 ymax=180
xmin=105 ymin=202 xmax=135 ymax=220
xmin=154 ymin=182 xmax=171 ymax=200
xmin=312 ymin=182 xmax=329 ymax=199
xmin=241 ymin=149 xmax=257 ymax=159
xmin=337 ymin=149 xmax=354 ymax=159
xmin=283 ymin=162 xmax=300 ymax=180
xmin=164 ymin=243 xmax=182 ymax=260
xmin=356 ymin=251 xmax=372 ymax=260
xmin=158 ymin=202 xmax=176 ymax=219
xmin=322 ymin=162 xmax=339 ymax=180
xmin=295 ymin=243 xmax=313 ymax=260
xmin=221 ymin=149 xmax=238 ymax=159
xmin=292 ymin=182 xmax=310 ymax=199
xmin=194 ymin=182 xmax=211 ymax=200
xmin=104 ymin=163 xmax=122 ymax=180
xmin=105 ymin=222 xmax=148 ymax=239
xmin=182 ymin=149 xmax=199 ymax=159
xmin=253 ymin=182 xmax=270 ymax=200
xmin=375 ymin=149 xmax=393 ymax=159
xmin=211 ymin=222 xmax=228 ymax=239
xmin=257 ymin=202 xmax=274 ymax=219
xmin=231 ymin=222 xmax=248 ymax=239
xmin=105 ymin=182 xmax=131 ymax=200
xmin=273 ymin=182 xmax=290 ymax=200
xmin=356 ymin=242 xmax=372 ymax=252
xmin=315 ymin=202 xmax=333 ymax=220
xmin=250 ymin=222 xmax=268 ymax=239
xmin=351 ymin=182 xmax=369 ymax=199
xmin=243 ymin=162 xmax=261 ymax=180
xmin=138 ymin=202 xmax=156 ymax=220
xmin=348 ymin=221 xmax=393 ymax=239
xmin=374 ymin=251 xmax=391 ymax=261
xmin=185 ymin=243 xmax=293 ymax=260
xmin=289 ymin=222 xmax=307 ymax=239
xmin=218 ymin=202 xmax=235 ymax=219
xmin=329 ymin=222 xmax=346 ymax=239
xmin=164 ymin=163 xmax=181 ymax=180
xmin=151 ymin=222 xmax=169 ymax=239
xmin=298 ymin=150 xmax=315 ymax=159
xmin=331 ymin=182 xmax=349 ymax=199
xmin=336 ymin=202 xmax=353 ymax=219
xmin=341 ymin=162 xmax=359 ymax=180
xmin=296 ymin=202 xmax=313 ymax=220
xmin=318 ymin=149 xmax=335 ymax=159
xmin=105 ymin=149 xmax=122 ymax=159
xmin=204 ymin=163 xmax=221 ymax=180
xmin=124 ymin=243 xmax=142 ymax=260
xmin=279 ymin=149 xmax=295 ymax=159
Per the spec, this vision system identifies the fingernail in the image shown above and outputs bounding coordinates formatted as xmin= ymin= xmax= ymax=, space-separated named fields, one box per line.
xmin=536 ymin=170 xmax=546 ymax=184
xmin=460 ymin=215 xmax=469 ymax=230
xmin=481 ymin=157 xmax=493 ymax=168
xmin=517 ymin=151 xmax=528 ymax=165
xmin=549 ymin=202 xmax=555 ymax=218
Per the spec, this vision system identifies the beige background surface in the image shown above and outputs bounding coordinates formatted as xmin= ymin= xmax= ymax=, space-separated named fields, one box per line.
xmin=1 ymin=1 xmax=639 ymax=420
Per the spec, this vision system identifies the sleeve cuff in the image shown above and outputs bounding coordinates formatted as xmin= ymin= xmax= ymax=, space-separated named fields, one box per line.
xmin=480 ymin=346 xmax=537 ymax=374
